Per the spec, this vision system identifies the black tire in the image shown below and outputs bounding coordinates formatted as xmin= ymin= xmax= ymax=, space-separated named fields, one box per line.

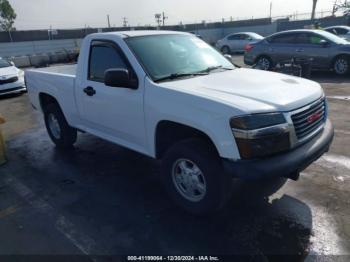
xmin=255 ymin=55 xmax=273 ymax=70
xmin=44 ymin=103 xmax=77 ymax=149
xmin=221 ymin=46 xmax=231 ymax=55
xmin=333 ymin=55 xmax=349 ymax=75
xmin=161 ymin=138 xmax=232 ymax=215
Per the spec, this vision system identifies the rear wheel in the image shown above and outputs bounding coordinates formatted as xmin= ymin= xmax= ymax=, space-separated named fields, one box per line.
xmin=333 ymin=56 xmax=349 ymax=75
xmin=221 ymin=46 xmax=231 ymax=55
xmin=256 ymin=56 xmax=273 ymax=70
xmin=44 ymin=104 xmax=77 ymax=149
xmin=161 ymin=139 xmax=232 ymax=215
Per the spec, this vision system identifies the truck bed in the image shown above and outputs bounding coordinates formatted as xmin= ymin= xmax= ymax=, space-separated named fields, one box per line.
xmin=31 ymin=64 xmax=77 ymax=77
xmin=26 ymin=64 xmax=78 ymax=125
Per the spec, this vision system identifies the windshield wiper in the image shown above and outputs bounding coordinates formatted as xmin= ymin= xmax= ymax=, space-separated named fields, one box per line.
xmin=199 ymin=65 xmax=233 ymax=73
xmin=154 ymin=72 xmax=208 ymax=82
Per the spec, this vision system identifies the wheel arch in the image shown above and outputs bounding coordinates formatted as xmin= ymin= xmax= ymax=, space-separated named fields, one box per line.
xmin=154 ymin=120 xmax=220 ymax=159
xmin=39 ymin=92 xmax=61 ymax=113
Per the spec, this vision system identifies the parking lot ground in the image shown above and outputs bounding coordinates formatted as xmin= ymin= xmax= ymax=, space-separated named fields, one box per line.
xmin=0 ymin=62 xmax=349 ymax=260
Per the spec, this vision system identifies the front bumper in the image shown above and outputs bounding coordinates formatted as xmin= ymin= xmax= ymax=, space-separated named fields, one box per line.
xmin=0 ymin=80 xmax=26 ymax=96
xmin=223 ymin=119 xmax=334 ymax=181
xmin=244 ymin=54 xmax=255 ymax=66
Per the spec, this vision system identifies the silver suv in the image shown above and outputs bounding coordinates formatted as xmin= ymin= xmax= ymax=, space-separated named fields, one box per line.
xmin=244 ymin=29 xmax=350 ymax=75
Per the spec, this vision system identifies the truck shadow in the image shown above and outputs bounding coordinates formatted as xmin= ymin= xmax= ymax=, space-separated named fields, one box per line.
xmin=4 ymin=130 xmax=313 ymax=259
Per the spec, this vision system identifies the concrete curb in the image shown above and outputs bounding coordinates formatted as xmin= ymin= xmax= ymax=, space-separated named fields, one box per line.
xmin=29 ymin=54 xmax=50 ymax=68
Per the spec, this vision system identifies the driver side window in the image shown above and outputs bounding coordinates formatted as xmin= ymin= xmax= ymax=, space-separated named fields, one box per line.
xmin=89 ymin=42 xmax=128 ymax=82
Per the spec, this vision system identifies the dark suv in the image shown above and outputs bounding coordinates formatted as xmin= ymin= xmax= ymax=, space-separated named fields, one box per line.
xmin=244 ymin=29 xmax=350 ymax=75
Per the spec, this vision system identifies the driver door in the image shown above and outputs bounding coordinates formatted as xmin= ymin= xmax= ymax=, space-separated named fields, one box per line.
xmin=76 ymin=40 xmax=147 ymax=152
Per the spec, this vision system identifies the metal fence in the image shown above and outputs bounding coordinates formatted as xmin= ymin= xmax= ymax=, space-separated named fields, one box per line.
xmin=1 ymin=10 xmax=347 ymax=43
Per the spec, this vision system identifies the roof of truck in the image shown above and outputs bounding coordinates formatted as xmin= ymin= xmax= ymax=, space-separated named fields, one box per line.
xmin=102 ymin=30 xmax=190 ymax=38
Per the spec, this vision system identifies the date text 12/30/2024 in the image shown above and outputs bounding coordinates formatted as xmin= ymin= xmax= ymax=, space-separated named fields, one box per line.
xmin=127 ymin=256 xmax=220 ymax=261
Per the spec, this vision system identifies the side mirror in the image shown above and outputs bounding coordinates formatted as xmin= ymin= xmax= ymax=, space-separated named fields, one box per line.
xmin=224 ymin=54 xmax=232 ymax=61
xmin=10 ymin=61 xmax=15 ymax=66
xmin=320 ymin=39 xmax=329 ymax=47
xmin=104 ymin=69 xmax=137 ymax=89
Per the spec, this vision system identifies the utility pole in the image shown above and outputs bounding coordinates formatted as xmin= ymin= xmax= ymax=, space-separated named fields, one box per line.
xmin=107 ymin=14 xmax=111 ymax=28
xmin=162 ymin=12 xmax=168 ymax=26
xmin=123 ymin=17 xmax=128 ymax=27
xmin=269 ymin=1 xmax=273 ymax=18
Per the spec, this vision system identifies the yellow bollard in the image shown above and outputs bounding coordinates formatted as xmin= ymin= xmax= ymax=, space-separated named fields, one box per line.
xmin=0 ymin=115 xmax=6 ymax=166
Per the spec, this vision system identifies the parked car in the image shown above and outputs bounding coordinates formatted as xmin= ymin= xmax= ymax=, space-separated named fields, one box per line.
xmin=325 ymin=26 xmax=350 ymax=41
xmin=26 ymin=31 xmax=334 ymax=215
xmin=189 ymin=31 xmax=203 ymax=39
xmin=216 ymin=32 xmax=263 ymax=54
xmin=0 ymin=58 xmax=26 ymax=96
xmin=244 ymin=29 xmax=350 ymax=75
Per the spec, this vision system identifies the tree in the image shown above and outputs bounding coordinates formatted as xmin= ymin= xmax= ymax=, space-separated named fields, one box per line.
xmin=311 ymin=0 xmax=318 ymax=20
xmin=0 ymin=0 xmax=16 ymax=31
xmin=333 ymin=0 xmax=350 ymax=16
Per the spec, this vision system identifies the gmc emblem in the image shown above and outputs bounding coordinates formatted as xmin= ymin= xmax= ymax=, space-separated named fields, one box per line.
xmin=307 ymin=112 xmax=322 ymax=124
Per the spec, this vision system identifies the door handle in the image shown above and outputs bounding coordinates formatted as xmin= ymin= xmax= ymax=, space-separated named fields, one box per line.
xmin=83 ymin=86 xmax=96 ymax=96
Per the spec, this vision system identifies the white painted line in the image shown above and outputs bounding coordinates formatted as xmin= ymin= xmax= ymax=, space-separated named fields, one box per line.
xmin=327 ymin=96 xmax=350 ymax=101
xmin=335 ymin=129 xmax=350 ymax=136
xmin=4 ymin=176 xmax=99 ymax=257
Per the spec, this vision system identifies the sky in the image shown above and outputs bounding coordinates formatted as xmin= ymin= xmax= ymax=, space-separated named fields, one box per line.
xmin=8 ymin=0 xmax=335 ymax=30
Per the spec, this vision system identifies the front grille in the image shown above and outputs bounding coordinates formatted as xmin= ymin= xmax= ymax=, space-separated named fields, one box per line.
xmin=291 ymin=98 xmax=326 ymax=140
xmin=0 ymin=76 xmax=18 ymax=85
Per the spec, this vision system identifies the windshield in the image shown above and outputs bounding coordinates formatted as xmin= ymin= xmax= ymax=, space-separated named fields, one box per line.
xmin=0 ymin=59 xmax=11 ymax=68
xmin=317 ymin=30 xmax=349 ymax=44
xmin=126 ymin=34 xmax=234 ymax=81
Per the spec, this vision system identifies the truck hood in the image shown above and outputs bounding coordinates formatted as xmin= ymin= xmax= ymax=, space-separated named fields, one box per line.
xmin=0 ymin=66 xmax=19 ymax=77
xmin=161 ymin=68 xmax=323 ymax=113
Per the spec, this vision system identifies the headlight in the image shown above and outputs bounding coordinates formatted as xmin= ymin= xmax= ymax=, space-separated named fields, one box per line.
xmin=18 ymin=70 xmax=25 ymax=78
xmin=230 ymin=113 xmax=291 ymax=159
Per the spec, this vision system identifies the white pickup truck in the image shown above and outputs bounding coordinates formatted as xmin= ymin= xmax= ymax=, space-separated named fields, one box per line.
xmin=26 ymin=31 xmax=334 ymax=215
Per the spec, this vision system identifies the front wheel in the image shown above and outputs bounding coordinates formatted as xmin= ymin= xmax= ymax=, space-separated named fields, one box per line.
xmin=161 ymin=139 xmax=232 ymax=215
xmin=44 ymin=104 xmax=77 ymax=149
xmin=333 ymin=56 xmax=349 ymax=75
